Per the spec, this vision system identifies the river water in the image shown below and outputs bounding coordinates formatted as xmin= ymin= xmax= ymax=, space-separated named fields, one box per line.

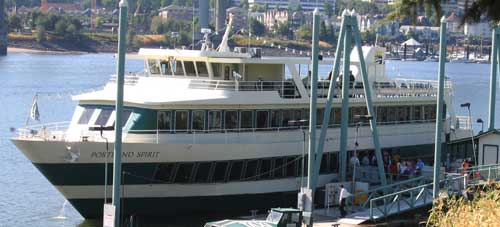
xmin=0 ymin=53 xmax=497 ymax=227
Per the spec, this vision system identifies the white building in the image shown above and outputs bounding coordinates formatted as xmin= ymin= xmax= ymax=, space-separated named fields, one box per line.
xmin=243 ymin=0 xmax=336 ymax=11
xmin=464 ymin=22 xmax=492 ymax=38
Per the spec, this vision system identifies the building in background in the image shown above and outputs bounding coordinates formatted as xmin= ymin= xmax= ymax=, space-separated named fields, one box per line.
xmin=246 ymin=0 xmax=336 ymax=11
xmin=159 ymin=5 xmax=195 ymax=22
xmin=464 ymin=21 xmax=492 ymax=38
xmin=40 ymin=0 xmax=82 ymax=13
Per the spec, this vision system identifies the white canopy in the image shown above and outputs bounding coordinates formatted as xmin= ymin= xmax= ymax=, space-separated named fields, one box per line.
xmin=401 ymin=38 xmax=422 ymax=46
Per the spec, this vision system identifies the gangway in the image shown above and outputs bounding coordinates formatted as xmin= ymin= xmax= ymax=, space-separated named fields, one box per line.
xmin=331 ymin=164 xmax=500 ymax=225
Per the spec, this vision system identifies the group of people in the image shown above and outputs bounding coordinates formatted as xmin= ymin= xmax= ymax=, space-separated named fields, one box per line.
xmin=349 ymin=150 xmax=426 ymax=180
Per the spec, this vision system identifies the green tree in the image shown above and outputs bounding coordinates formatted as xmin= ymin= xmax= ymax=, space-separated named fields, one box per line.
xmin=54 ymin=19 xmax=67 ymax=35
xmin=240 ymin=0 xmax=249 ymax=9
xmin=296 ymin=24 xmax=311 ymax=40
xmin=386 ymin=0 xmax=442 ymax=26
xmin=324 ymin=2 xmax=333 ymax=18
xmin=295 ymin=3 xmax=302 ymax=12
xmin=8 ymin=13 xmax=22 ymax=32
xmin=95 ymin=17 xmax=105 ymax=29
xmin=250 ymin=18 xmax=265 ymax=36
xmin=36 ymin=26 xmax=46 ymax=42
xmin=150 ymin=16 xmax=164 ymax=34
xmin=461 ymin=0 xmax=500 ymax=24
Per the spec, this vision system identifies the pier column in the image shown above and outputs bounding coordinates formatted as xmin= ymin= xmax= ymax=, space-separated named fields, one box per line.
xmin=112 ymin=1 xmax=128 ymax=226
xmin=339 ymin=14 xmax=352 ymax=183
xmin=488 ymin=27 xmax=499 ymax=131
xmin=0 ymin=0 xmax=7 ymax=55
xmin=433 ymin=16 xmax=447 ymax=199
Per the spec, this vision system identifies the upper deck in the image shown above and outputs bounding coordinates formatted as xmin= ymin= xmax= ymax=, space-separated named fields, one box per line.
xmin=74 ymin=46 xmax=451 ymax=108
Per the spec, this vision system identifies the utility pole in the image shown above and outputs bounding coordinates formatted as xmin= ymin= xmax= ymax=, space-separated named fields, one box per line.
xmin=112 ymin=0 xmax=128 ymax=226
xmin=433 ymin=16 xmax=447 ymax=199
xmin=488 ymin=25 xmax=500 ymax=131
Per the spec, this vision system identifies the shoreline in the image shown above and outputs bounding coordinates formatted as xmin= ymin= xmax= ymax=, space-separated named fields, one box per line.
xmin=7 ymin=47 xmax=89 ymax=54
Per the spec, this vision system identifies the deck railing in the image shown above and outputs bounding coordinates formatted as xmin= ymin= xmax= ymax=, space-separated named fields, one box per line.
xmin=188 ymin=80 xmax=301 ymax=98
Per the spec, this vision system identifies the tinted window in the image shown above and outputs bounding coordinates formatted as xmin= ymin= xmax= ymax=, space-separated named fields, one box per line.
xmin=229 ymin=161 xmax=244 ymax=181
xmin=285 ymin=157 xmax=297 ymax=177
xmin=172 ymin=60 xmax=183 ymax=76
xmin=260 ymin=159 xmax=272 ymax=179
xmin=256 ymin=110 xmax=269 ymax=129
xmin=192 ymin=110 xmax=205 ymax=131
xmin=282 ymin=110 xmax=292 ymax=126
xmin=153 ymin=164 xmax=175 ymax=183
xmin=196 ymin=62 xmax=208 ymax=77
xmin=95 ymin=109 xmax=113 ymax=126
xmin=184 ymin=61 xmax=197 ymax=76
xmin=212 ymin=162 xmax=228 ymax=182
xmin=224 ymin=111 xmax=239 ymax=129
xmin=149 ymin=59 xmax=161 ymax=75
xmin=174 ymin=163 xmax=194 ymax=183
xmin=194 ymin=162 xmax=212 ymax=182
xmin=209 ymin=111 xmax=222 ymax=130
xmin=274 ymin=158 xmax=285 ymax=178
xmin=158 ymin=111 xmax=172 ymax=130
xmin=240 ymin=111 xmax=253 ymax=129
xmin=244 ymin=160 xmax=259 ymax=180
xmin=175 ymin=111 xmax=189 ymax=131
xmin=271 ymin=110 xmax=282 ymax=127
xmin=78 ymin=107 xmax=95 ymax=124
xmin=120 ymin=110 xmax=132 ymax=127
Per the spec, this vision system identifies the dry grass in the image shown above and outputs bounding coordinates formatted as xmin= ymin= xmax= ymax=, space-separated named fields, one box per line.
xmin=427 ymin=182 xmax=500 ymax=227
xmin=139 ymin=35 xmax=165 ymax=45
xmin=8 ymin=33 xmax=36 ymax=41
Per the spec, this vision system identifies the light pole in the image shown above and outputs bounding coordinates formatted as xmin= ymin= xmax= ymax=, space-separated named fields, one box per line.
xmin=352 ymin=115 xmax=372 ymax=188
xmin=461 ymin=102 xmax=477 ymax=165
xmin=288 ymin=119 xmax=308 ymax=188
xmin=477 ymin=118 xmax=484 ymax=133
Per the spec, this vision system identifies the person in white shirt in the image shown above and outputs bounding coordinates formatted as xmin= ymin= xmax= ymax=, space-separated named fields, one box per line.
xmin=339 ymin=185 xmax=351 ymax=218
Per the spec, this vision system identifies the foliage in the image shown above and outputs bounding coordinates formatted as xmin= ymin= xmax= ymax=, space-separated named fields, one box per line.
xmin=95 ymin=17 xmax=105 ymax=29
xmin=35 ymin=26 xmax=46 ymax=42
xmin=29 ymin=12 xmax=83 ymax=41
xmin=385 ymin=0 xmax=443 ymax=26
xmin=336 ymin=0 xmax=392 ymax=16
xmin=324 ymin=2 xmax=334 ymax=18
xmin=8 ymin=13 xmax=22 ymax=32
xmin=462 ymin=0 xmax=500 ymax=24
xmin=427 ymin=183 xmax=500 ymax=227
xmin=249 ymin=18 xmax=265 ymax=36
xmin=296 ymin=24 xmax=312 ymax=41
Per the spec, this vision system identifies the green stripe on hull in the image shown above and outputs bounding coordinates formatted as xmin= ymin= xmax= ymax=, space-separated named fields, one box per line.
xmin=33 ymin=143 xmax=442 ymax=186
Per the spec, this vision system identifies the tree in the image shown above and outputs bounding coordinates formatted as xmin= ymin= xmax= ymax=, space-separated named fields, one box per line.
xmin=462 ymin=0 xmax=500 ymax=24
xmin=55 ymin=19 xmax=67 ymax=35
xmin=295 ymin=3 xmax=302 ymax=12
xmin=240 ymin=0 xmax=249 ymax=9
xmin=250 ymin=18 xmax=265 ymax=36
xmin=324 ymin=2 xmax=334 ymax=18
xmin=95 ymin=17 xmax=105 ymax=29
xmin=36 ymin=26 xmax=46 ymax=42
xmin=296 ymin=24 xmax=312 ymax=40
xmin=8 ymin=14 xmax=22 ymax=32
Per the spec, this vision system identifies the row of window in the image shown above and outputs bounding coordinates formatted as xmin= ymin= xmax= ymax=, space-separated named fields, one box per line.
xmin=78 ymin=107 xmax=132 ymax=128
xmin=150 ymin=152 xmax=339 ymax=184
xmin=156 ymin=105 xmax=439 ymax=132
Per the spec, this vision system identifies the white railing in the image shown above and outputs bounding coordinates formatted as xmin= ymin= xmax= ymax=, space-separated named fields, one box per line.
xmin=17 ymin=121 xmax=71 ymax=141
xmin=188 ymin=80 xmax=301 ymax=98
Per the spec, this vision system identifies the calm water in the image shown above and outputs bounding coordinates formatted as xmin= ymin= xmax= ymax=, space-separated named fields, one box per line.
xmin=0 ymin=53 xmax=498 ymax=227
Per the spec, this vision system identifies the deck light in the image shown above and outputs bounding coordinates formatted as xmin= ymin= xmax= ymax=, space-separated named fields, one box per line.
xmin=477 ymin=118 xmax=484 ymax=132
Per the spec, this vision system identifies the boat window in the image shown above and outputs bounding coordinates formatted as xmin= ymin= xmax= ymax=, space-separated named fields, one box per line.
xmin=300 ymin=156 xmax=308 ymax=176
xmin=192 ymin=110 xmax=205 ymax=131
xmin=317 ymin=108 xmax=324 ymax=125
xmin=240 ymin=111 xmax=254 ymax=129
xmin=148 ymin=59 xmax=161 ymax=75
xmin=194 ymin=162 xmax=212 ymax=183
xmin=112 ymin=109 xmax=132 ymax=128
xmin=334 ymin=108 xmax=341 ymax=125
xmin=328 ymin=108 xmax=335 ymax=126
xmin=229 ymin=161 xmax=244 ymax=181
xmin=153 ymin=163 xmax=175 ymax=183
xmin=211 ymin=63 xmax=221 ymax=78
xmin=285 ymin=157 xmax=298 ymax=177
xmin=171 ymin=59 xmax=184 ymax=76
xmin=184 ymin=61 xmax=197 ymax=76
xmin=412 ymin=106 xmax=422 ymax=121
xmin=273 ymin=157 xmax=285 ymax=178
xmin=158 ymin=111 xmax=172 ymax=131
xmin=424 ymin=105 xmax=436 ymax=120
xmin=212 ymin=162 xmax=229 ymax=182
xmin=196 ymin=62 xmax=209 ymax=77
xmin=174 ymin=163 xmax=194 ymax=183
xmin=320 ymin=153 xmax=329 ymax=173
xmin=244 ymin=160 xmax=259 ymax=180
xmin=271 ymin=110 xmax=282 ymax=127
xmin=377 ymin=106 xmax=388 ymax=123
xmin=256 ymin=110 xmax=269 ymax=129
xmin=175 ymin=111 xmax=189 ymax=131
xmin=282 ymin=110 xmax=292 ymax=127
xmin=224 ymin=110 xmax=239 ymax=129
xmin=398 ymin=106 xmax=410 ymax=122
xmin=78 ymin=107 xmax=95 ymax=124
xmin=259 ymin=159 xmax=272 ymax=179
xmin=208 ymin=111 xmax=222 ymax=130
xmin=292 ymin=109 xmax=303 ymax=121
xmin=159 ymin=60 xmax=169 ymax=75
xmin=95 ymin=108 xmax=113 ymax=126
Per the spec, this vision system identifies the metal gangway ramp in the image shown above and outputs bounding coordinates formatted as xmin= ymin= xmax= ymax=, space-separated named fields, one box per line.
xmin=331 ymin=164 xmax=500 ymax=225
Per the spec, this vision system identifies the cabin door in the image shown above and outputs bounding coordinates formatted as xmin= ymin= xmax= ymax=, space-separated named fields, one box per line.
xmin=483 ymin=145 xmax=499 ymax=165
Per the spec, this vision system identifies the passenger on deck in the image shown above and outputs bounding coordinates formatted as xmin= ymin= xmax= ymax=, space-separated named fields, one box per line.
xmin=362 ymin=154 xmax=370 ymax=166
xmin=339 ymin=185 xmax=351 ymax=218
